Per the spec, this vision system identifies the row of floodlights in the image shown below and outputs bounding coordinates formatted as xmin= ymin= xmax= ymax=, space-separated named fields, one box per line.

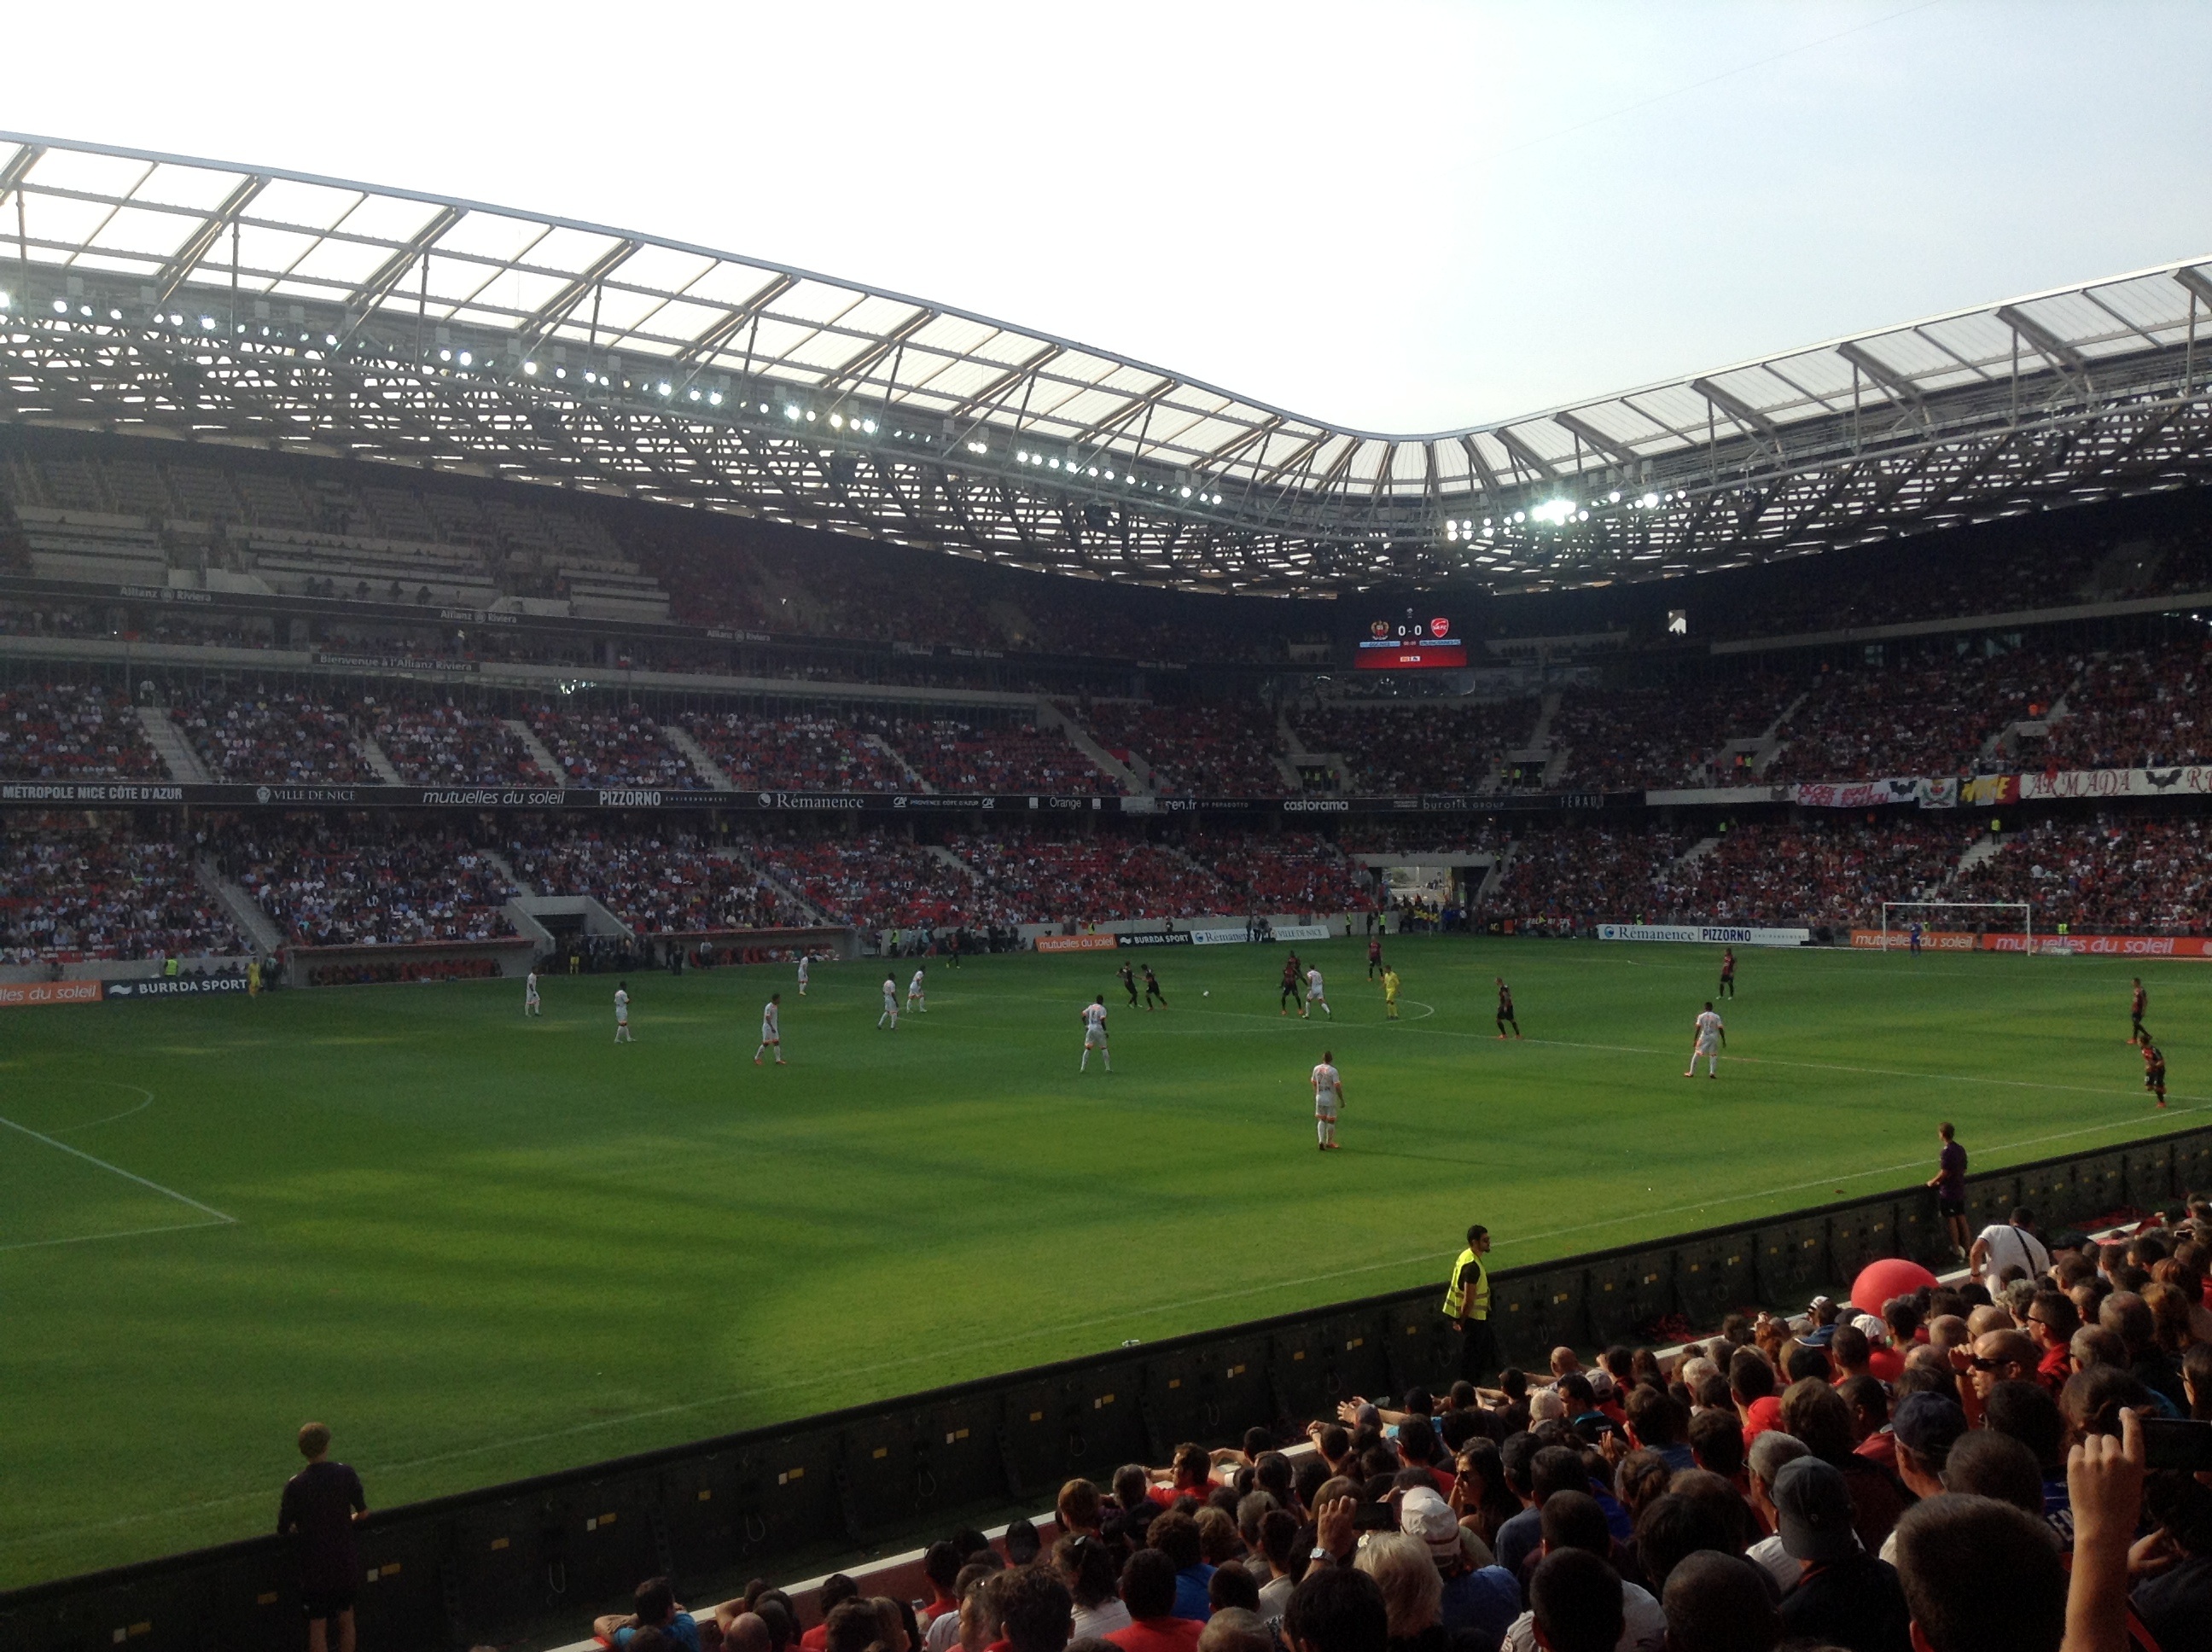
xmin=1012 ymin=447 xmax=1225 ymax=506
xmin=1442 ymin=488 xmax=1687 ymax=539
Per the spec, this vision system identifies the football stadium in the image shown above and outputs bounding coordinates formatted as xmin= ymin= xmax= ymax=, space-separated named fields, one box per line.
xmin=2 ymin=87 xmax=2212 ymax=1652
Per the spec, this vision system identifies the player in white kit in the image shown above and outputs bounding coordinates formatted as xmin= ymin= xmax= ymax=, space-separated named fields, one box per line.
xmin=614 ymin=982 xmax=632 ymax=1043
xmin=797 ymin=954 xmax=810 ymax=997
xmin=1080 ymin=995 xmax=1110 ymax=1072
xmin=524 ymin=970 xmax=541 ymax=1016
xmin=877 ymin=974 xmax=899 ymax=1030
xmin=907 ymin=967 xmax=927 ymax=1015
xmin=1311 ymin=1050 xmax=1344 ymax=1149
xmin=1305 ymin=967 xmax=1330 ymax=1019
xmin=754 ymin=992 xmax=786 ymax=1065
xmin=1685 ymin=1001 xmax=1725 ymax=1078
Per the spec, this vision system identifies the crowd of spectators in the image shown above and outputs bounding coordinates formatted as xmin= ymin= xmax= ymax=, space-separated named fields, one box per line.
xmin=951 ymin=833 xmax=1237 ymax=924
xmin=608 ymin=1213 xmax=2212 ymax=1652
xmin=1187 ymin=833 xmax=1376 ymax=916
xmin=750 ymin=832 xmax=1005 ymax=932
xmin=1487 ymin=826 xmax=1695 ymax=935
xmin=1289 ymin=702 xmax=1539 ymax=794
xmin=509 ymin=823 xmax=808 ymax=934
xmin=177 ymin=688 xmax=380 ymax=784
xmin=1766 ymin=649 xmax=2064 ymax=783
xmin=1073 ymin=701 xmax=1289 ymax=795
xmin=1656 ymin=820 xmax=1976 ymax=930
xmin=680 ymin=711 xmax=909 ymax=792
xmin=369 ymin=698 xmax=544 ymax=786
xmin=0 ymin=682 xmax=166 ymax=780
xmin=886 ymin=719 xmax=1113 ymax=794
xmin=2030 ymin=649 xmax=2212 ymax=773
xmin=0 ymin=820 xmax=242 ymax=960
xmin=527 ymin=708 xmax=712 ymax=789
xmin=225 ymin=817 xmax=517 ymax=946
xmin=1549 ymin=677 xmax=1796 ymax=792
xmin=1955 ymin=816 xmax=2212 ymax=934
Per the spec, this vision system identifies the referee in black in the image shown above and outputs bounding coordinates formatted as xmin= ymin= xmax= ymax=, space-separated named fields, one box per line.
xmin=1445 ymin=1224 xmax=1497 ymax=1383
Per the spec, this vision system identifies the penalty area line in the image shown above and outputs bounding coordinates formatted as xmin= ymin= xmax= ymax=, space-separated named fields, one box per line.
xmin=0 ymin=1112 xmax=237 ymax=1227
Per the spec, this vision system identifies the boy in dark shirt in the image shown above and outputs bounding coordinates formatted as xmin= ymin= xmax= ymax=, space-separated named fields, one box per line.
xmin=277 ymin=1422 xmax=367 ymax=1652
xmin=2145 ymin=1042 xmax=2167 ymax=1108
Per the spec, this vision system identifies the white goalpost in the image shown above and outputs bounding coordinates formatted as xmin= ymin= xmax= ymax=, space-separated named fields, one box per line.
xmin=1878 ymin=899 xmax=2034 ymax=953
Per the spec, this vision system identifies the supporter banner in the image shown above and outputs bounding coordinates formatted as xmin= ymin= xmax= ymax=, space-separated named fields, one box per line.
xmin=1962 ymin=774 xmax=2020 ymax=806
xmin=1115 ymin=931 xmax=1194 ymax=948
xmin=1597 ymin=924 xmax=1811 ymax=947
xmin=0 ymin=980 xmax=106 ymax=1009
xmin=1791 ymin=777 xmax=1924 ymax=808
xmin=1849 ymin=928 xmax=1979 ymax=951
xmin=1035 ymin=934 xmax=1117 ymax=954
xmin=104 ymin=976 xmax=252 ymax=999
xmin=2018 ymin=766 xmax=2212 ymax=801
xmin=1918 ymin=778 xmax=1959 ymax=810
xmin=1981 ymin=933 xmax=2212 ymax=958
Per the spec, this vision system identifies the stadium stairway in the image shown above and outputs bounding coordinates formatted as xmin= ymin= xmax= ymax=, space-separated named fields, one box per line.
xmin=863 ymin=731 xmax=933 ymax=791
xmin=1278 ymin=710 xmax=1350 ymax=791
xmin=1738 ymin=689 xmax=1809 ymax=777
xmin=480 ymin=846 xmax=533 ymax=894
xmin=1951 ymin=832 xmax=2008 ymax=880
xmin=1039 ymin=700 xmax=1139 ymax=793
xmin=356 ymin=732 xmax=404 ymax=784
xmin=740 ymin=857 xmax=835 ymax=926
xmin=195 ymin=854 xmax=284 ymax=955
xmin=504 ymin=717 xmax=566 ymax=782
xmin=135 ymin=705 xmax=212 ymax=782
xmin=660 ymin=722 xmax=736 ymax=790
xmin=1672 ymin=835 xmax=1726 ymax=870
xmin=923 ymin=843 xmax=982 ymax=882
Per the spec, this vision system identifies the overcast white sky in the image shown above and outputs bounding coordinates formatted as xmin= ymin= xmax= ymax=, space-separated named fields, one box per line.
xmin=9 ymin=1 xmax=2208 ymax=433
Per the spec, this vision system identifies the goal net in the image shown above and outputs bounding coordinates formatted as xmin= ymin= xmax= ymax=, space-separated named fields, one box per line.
xmin=1878 ymin=900 xmax=2033 ymax=953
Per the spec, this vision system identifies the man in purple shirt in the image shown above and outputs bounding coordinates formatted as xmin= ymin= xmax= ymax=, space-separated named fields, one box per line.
xmin=1928 ymin=1123 xmax=1970 ymax=1259
xmin=277 ymin=1422 xmax=367 ymax=1652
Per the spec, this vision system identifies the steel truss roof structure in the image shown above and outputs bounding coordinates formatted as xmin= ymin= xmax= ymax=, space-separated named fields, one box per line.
xmin=2 ymin=132 xmax=2209 ymax=596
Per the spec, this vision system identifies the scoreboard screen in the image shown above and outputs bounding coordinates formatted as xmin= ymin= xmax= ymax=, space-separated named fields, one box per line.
xmin=1355 ymin=614 xmax=1468 ymax=671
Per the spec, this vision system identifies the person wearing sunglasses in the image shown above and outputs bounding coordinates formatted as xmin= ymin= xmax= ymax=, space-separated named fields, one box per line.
xmin=1953 ymin=1329 xmax=2037 ymax=1425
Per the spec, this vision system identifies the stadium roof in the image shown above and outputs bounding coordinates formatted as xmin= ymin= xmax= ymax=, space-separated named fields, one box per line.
xmin=3 ymin=131 xmax=2209 ymax=596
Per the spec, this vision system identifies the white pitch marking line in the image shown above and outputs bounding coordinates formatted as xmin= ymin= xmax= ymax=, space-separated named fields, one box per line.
xmin=0 ymin=1113 xmax=237 ymax=1226
xmin=0 ymin=1218 xmax=234 ymax=1255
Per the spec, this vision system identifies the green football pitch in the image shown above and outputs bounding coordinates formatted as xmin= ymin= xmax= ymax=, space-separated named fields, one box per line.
xmin=1 ymin=935 xmax=2202 ymax=1587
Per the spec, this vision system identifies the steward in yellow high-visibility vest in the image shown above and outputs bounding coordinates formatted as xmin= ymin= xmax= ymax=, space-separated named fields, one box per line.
xmin=1443 ymin=1224 xmax=1498 ymax=1383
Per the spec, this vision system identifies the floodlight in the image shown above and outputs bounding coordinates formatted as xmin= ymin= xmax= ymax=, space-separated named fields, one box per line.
xmin=804 ymin=410 xmax=815 ymax=422
xmin=861 ymin=419 xmax=876 ymax=433
xmin=783 ymin=405 xmax=800 ymax=421
xmin=0 ymin=290 xmax=9 ymax=309
xmin=172 ymin=314 xmax=184 ymax=327
xmin=439 ymin=348 xmax=451 ymax=361
xmin=657 ymin=381 xmax=672 ymax=396
xmin=52 ymin=298 xmax=68 ymax=314
xmin=1050 ymin=458 xmax=1062 ymax=469
xmin=324 ymin=333 xmax=336 ymax=346
xmin=1179 ymin=486 xmax=1191 ymax=497
xmin=110 ymin=309 xmax=122 ymax=321
xmin=688 ymin=388 xmax=701 ymax=401
xmin=707 ymin=392 xmax=722 ymax=406
xmin=457 ymin=351 xmax=472 ymax=367
xmin=523 ymin=361 xmax=538 ymax=375
xmin=1608 ymin=491 xmax=1621 ymax=503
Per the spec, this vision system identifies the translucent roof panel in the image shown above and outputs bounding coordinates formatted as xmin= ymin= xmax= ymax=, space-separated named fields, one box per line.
xmin=2 ymin=131 xmax=2207 ymax=596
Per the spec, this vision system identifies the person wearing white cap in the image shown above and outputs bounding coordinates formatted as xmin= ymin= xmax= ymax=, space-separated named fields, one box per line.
xmin=1397 ymin=1486 xmax=1519 ymax=1649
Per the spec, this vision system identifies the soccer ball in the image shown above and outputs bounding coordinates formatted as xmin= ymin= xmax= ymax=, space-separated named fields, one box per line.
xmin=1202 ymin=990 xmax=1210 ymax=998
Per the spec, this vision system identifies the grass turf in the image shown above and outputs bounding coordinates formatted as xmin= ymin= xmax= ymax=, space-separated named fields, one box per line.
xmin=0 ymin=934 xmax=2201 ymax=1587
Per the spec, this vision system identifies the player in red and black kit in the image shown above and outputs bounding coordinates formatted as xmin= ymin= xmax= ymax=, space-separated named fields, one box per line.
xmin=1368 ymin=934 xmax=1384 ymax=980
xmin=2130 ymin=978 xmax=2147 ymax=1045
xmin=1718 ymin=947 xmax=1736 ymax=999
xmin=1494 ymin=977 xmax=1521 ymax=1039
xmin=2144 ymin=1040 xmax=2167 ymax=1108
xmin=1279 ymin=952 xmax=1302 ymax=1016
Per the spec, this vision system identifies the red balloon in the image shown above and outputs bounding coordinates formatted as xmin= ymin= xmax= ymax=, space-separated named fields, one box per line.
xmin=1851 ymin=1257 xmax=1940 ymax=1315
